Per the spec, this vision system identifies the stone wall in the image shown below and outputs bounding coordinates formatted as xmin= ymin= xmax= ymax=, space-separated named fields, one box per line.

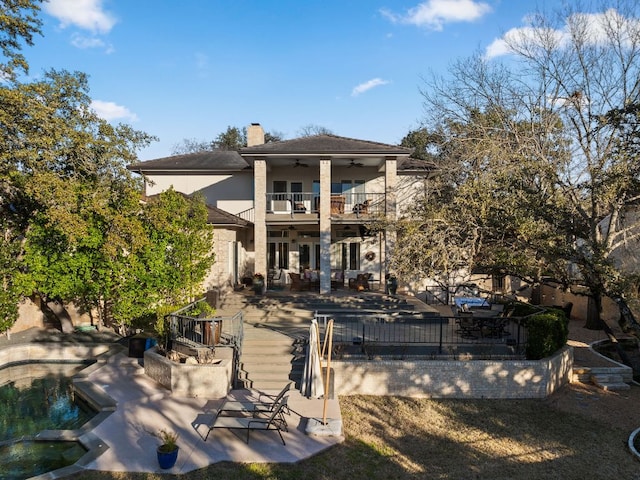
xmin=144 ymin=346 xmax=233 ymax=398
xmin=0 ymin=343 xmax=111 ymax=365
xmin=331 ymin=346 xmax=572 ymax=399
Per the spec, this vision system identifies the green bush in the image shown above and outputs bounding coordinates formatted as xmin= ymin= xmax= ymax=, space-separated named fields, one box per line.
xmin=525 ymin=310 xmax=569 ymax=360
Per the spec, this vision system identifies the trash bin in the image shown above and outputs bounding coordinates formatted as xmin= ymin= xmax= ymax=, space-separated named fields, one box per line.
xmin=128 ymin=336 xmax=146 ymax=358
xmin=128 ymin=335 xmax=157 ymax=358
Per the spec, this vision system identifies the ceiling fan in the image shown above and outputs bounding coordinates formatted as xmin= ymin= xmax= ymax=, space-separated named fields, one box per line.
xmin=293 ymin=159 xmax=309 ymax=168
xmin=348 ymin=159 xmax=364 ymax=168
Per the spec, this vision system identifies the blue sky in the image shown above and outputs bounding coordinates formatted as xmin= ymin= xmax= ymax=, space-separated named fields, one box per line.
xmin=24 ymin=1 xmax=565 ymax=160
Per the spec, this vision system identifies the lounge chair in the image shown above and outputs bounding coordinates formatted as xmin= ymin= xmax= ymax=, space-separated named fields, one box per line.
xmin=205 ymin=395 xmax=289 ymax=445
xmin=216 ymin=382 xmax=291 ymax=417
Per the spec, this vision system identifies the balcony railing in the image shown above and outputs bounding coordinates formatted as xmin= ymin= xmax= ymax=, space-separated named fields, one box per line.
xmin=266 ymin=192 xmax=385 ymax=216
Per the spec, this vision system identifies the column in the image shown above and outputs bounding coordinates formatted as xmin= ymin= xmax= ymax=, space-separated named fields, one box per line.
xmin=319 ymin=158 xmax=332 ymax=294
xmin=254 ymin=158 xmax=267 ymax=278
xmin=385 ymin=157 xmax=398 ymax=273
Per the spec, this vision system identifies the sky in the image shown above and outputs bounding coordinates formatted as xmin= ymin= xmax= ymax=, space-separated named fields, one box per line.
xmin=21 ymin=0 xmax=592 ymax=160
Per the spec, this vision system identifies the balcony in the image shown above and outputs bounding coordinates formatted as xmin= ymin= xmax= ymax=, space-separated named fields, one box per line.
xmin=265 ymin=192 xmax=385 ymax=220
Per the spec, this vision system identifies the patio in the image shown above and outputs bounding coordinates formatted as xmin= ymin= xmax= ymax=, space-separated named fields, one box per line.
xmin=78 ymin=348 xmax=343 ymax=474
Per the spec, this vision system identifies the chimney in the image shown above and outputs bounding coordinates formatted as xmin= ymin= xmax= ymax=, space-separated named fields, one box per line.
xmin=247 ymin=123 xmax=265 ymax=147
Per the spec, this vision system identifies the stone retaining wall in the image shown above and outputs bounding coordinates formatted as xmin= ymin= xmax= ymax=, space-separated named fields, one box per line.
xmin=0 ymin=343 xmax=111 ymax=366
xmin=332 ymin=346 xmax=572 ymax=399
xmin=144 ymin=346 xmax=233 ymax=398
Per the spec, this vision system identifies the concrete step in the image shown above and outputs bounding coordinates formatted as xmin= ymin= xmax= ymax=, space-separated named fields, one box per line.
xmin=591 ymin=376 xmax=631 ymax=391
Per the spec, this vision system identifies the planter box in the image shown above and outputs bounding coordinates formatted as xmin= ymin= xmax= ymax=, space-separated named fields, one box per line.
xmin=144 ymin=347 xmax=233 ymax=398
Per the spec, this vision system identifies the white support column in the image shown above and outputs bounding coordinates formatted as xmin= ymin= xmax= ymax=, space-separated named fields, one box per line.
xmin=254 ymin=158 xmax=267 ymax=278
xmin=385 ymin=157 xmax=398 ymax=274
xmin=319 ymin=158 xmax=332 ymax=294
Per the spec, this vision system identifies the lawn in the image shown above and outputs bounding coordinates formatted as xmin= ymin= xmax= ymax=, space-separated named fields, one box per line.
xmin=75 ymin=386 xmax=640 ymax=480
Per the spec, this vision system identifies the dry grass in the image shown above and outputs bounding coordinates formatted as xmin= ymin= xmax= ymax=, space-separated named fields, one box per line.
xmin=75 ymin=384 xmax=640 ymax=480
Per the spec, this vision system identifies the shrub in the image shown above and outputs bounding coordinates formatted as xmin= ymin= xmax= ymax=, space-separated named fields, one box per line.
xmin=525 ymin=309 xmax=569 ymax=360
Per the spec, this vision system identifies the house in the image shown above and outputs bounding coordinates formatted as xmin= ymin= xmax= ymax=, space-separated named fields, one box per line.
xmin=127 ymin=124 xmax=434 ymax=295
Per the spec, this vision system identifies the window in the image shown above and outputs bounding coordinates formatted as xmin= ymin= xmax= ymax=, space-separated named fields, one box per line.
xmin=349 ymin=243 xmax=360 ymax=270
xmin=268 ymin=242 xmax=289 ymax=269
xmin=279 ymin=243 xmax=289 ymax=269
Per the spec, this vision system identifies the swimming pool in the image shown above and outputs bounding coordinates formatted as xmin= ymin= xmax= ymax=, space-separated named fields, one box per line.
xmin=0 ymin=362 xmax=97 ymax=441
xmin=0 ymin=362 xmax=97 ymax=479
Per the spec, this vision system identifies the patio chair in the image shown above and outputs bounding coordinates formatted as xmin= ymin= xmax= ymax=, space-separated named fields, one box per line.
xmin=453 ymin=306 xmax=480 ymax=338
xmin=206 ymin=395 xmax=289 ymax=445
xmin=352 ymin=199 xmax=370 ymax=215
xmin=216 ymin=383 xmax=291 ymax=417
xmin=289 ymin=272 xmax=310 ymax=291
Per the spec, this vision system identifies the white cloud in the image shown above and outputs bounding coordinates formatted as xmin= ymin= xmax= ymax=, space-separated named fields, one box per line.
xmin=381 ymin=0 xmax=491 ymax=31
xmin=44 ymin=0 xmax=117 ymax=34
xmin=351 ymin=78 xmax=390 ymax=97
xmin=70 ymin=33 xmax=114 ymax=53
xmin=485 ymin=8 xmax=640 ymax=59
xmin=91 ymin=100 xmax=138 ymax=122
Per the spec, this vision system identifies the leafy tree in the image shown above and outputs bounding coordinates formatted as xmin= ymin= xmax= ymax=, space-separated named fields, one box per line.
xmin=397 ymin=1 xmax=640 ymax=330
xmin=137 ymin=189 xmax=215 ymax=308
xmin=213 ymin=125 xmax=246 ymax=150
xmin=0 ymin=2 xmax=217 ymax=333
xmin=0 ymin=0 xmax=42 ymax=79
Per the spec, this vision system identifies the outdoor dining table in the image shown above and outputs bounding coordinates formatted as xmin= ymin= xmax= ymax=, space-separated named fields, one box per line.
xmin=454 ymin=297 xmax=489 ymax=308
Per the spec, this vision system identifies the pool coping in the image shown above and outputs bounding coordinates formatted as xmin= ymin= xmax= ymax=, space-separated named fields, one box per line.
xmin=0 ymin=341 xmax=123 ymax=480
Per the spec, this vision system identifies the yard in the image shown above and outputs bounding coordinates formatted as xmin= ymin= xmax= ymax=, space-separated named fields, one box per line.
xmin=75 ymin=382 xmax=640 ymax=480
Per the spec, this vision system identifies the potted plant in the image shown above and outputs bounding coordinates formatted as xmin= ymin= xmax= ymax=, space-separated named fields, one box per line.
xmin=252 ymin=273 xmax=265 ymax=294
xmin=385 ymin=273 xmax=398 ymax=295
xmin=156 ymin=429 xmax=179 ymax=469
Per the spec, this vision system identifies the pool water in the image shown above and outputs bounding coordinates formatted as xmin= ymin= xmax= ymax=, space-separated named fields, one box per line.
xmin=0 ymin=440 xmax=87 ymax=480
xmin=0 ymin=363 xmax=96 ymax=442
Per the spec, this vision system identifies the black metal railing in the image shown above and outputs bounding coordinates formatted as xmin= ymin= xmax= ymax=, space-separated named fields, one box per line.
xmin=315 ymin=313 xmax=528 ymax=355
xmin=166 ymin=300 xmax=244 ymax=383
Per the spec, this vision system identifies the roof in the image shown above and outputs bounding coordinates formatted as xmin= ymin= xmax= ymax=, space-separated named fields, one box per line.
xmin=206 ymin=205 xmax=251 ymax=227
xmin=144 ymin=192 xmax=251 ymax=227
xmin=239 ymin=134 xmax=413 ymax=156
xmin=128 ymin=150 xmax=249 ymax=172
xmin=398 ymin=157 xmax=438 ymax=174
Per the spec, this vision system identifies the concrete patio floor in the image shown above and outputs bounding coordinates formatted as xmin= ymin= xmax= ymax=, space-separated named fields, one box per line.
xmin=79 ymin=350 xmax=343 ymax=475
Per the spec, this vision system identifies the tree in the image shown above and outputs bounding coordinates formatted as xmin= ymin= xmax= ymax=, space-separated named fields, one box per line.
xmin=213 ymin=125 xmax=246 ymax=150
xmin=2 ymin=69 xmax=155 ymax=330
xmin=0 ymin=2 xmax=217 ymax=333
xmin=401 ymin=1 xmax=640 ymax=330
xmin=297 ymin=124 xmax=333 ymax=137
xmin=171 ymin=137 xmax=213 ymax=155
xmin=171 ymin=127 xmax=285 ymax=155
xmin=0 ymin=0 xmax=42 ymax=79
